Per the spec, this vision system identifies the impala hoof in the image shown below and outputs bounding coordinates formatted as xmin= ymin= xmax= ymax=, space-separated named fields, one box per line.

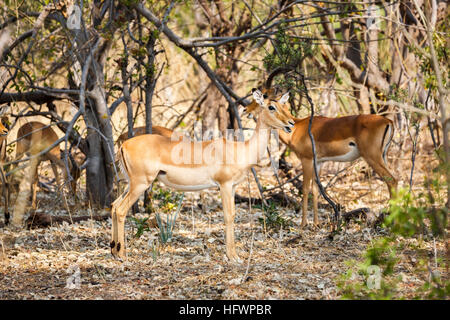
xmin=226 ymin=253 xmax=243 ymax=264
xmin=230 ymin=256 xmax=243 ymax=264
xmin=110 ymin=241 xmax=126 ymax=261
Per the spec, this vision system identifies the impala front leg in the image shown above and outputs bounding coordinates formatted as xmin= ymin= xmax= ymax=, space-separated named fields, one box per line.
xmin=220 ymin=182 xmax=241 ymax=263
xmin=300 ymin=158 xmax=313 ymax=228
xmin=111 ymin=181 xmax=149 ymax=260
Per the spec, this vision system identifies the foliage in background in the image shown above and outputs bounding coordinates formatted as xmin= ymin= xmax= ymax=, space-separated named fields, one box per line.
xmin=263 ymin=26 xmax=313 ymax=76
xmin=337 ymin=165 xmax=448 ymax=299
xmin=262 ymin=26 xmax=313 ymax=116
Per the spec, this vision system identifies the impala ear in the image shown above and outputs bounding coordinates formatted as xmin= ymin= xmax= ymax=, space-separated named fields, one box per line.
xmin=252 ymin=89 xmax=265 ymax=107
xmin=279 ymin=92 xmax=290 ymax=104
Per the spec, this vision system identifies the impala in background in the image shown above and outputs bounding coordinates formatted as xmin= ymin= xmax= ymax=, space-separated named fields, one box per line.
xmin=13 ymin=121 xmax=82 ymax=209
xmin=246 ymin=88 xmax=397 ymax=227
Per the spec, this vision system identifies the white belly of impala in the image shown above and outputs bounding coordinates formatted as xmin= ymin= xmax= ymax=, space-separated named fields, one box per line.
xmin=320 ymin=144 xmax=360 ymax=162
xmin=156 ymin=167 xmax=218 ymax=191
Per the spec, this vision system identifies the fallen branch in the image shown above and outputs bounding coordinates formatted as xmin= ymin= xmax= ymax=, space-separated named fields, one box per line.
xmin=235 ymin=192 xmax=301 ymax=209
xmin=25 ymin=212 xmax=109 ymax=229
xmin=341 ymin=207 xmax=370 ymax=223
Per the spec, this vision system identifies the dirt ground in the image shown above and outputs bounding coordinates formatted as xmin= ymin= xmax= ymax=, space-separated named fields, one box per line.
xmin=0 ymin=149 xmax=447 ymax=300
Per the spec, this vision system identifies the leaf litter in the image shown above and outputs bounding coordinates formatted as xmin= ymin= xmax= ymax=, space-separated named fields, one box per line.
xmin=0 ymin=152 xmax=447 ymax=300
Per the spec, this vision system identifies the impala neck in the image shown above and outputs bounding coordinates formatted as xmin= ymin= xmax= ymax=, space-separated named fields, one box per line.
xmin=278 ymin=128 xmax=292 ymax=147
xmin=246 ymin=115 xmax=271 ymax=166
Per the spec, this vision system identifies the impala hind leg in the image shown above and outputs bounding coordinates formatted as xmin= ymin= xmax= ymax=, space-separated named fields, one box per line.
xmin=360 ymin=143 xmax=398 ymax=199
xmin=30 ymin=159 xmax=39 ymax=209
xmin=50 ymin=160 xmax=70 ymax=211
xmin=111 ymin=176 xmax=154 ymax=260
xmin=364 ymin=156 xmax=398 ymax=198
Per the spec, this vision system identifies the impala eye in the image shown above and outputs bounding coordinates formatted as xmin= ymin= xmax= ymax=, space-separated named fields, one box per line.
xmin=268 ymin=105 xmax=276 ymax=111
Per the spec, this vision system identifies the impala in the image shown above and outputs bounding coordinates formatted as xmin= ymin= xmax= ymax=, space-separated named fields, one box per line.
xmin=110 ymin=89 xmax=295 ymax=262
xmin=246 ymin=89 xmax=397 ymax=227
xmin=116 ymin=125 xmax=174 ymax=213
xmin=14 ymin=121 xmax=81 ymax=209
xmin=116 ymin=125 xmax=173 ymax=146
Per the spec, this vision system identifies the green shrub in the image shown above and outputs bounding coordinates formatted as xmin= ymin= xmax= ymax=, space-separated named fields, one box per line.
xmin=256 ymin=201 xmax=293 ymax=231
xmin=337 ymin=171 xmax=448 ymax=299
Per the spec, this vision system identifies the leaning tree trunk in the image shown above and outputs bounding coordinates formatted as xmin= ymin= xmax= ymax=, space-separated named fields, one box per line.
xmin=84 ymin=86 xmax=115 ymax=208
xmin=73 ymin=34 xmax=115 ymax=208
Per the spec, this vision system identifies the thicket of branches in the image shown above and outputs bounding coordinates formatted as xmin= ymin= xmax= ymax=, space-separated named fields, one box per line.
xmin=0 ymin=0 xmax=448 ymax=213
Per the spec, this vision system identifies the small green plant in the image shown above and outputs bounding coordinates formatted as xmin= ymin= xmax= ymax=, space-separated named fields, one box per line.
xmin=129 ymin=216 xmax=151 ymax=238
xmin=155 ymin=193 xmax=184 ymax=244
xmin=256 ymin=201 xmax=292 ymax=231
xmin=152 ymin=187 xmax=184 ymax=213
xmin=384 ymin=184 xmax=447 ymax=238
xmin=128 ymin=188 xmax=185 ymax=243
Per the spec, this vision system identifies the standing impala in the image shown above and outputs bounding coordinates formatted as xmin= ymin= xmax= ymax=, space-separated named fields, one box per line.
xmin=246 ymin=89 xmax=397 ymax=227
xmin=14 ymin=121 xmax=81 ymax=209
xmin=110 ymin=89 xmax=295 ymax=262
xmin=116 ymin=125 xmax=173 ymax=146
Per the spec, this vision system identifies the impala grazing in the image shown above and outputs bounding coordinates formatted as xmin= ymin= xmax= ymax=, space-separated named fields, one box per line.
xmin=14 ymin=121 xmax=81 ymax=209
xmin=110 ymin=89 xmax=294 ymax=262
xmin=246 ymin=88 xmax=397 ymax=227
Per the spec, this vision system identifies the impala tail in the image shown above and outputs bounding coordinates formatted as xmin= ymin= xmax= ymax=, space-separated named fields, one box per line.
xmin=116 ymin=146 xmax=130 ymax=182
xmin=381 ymin=122 xmax=394 ymax=164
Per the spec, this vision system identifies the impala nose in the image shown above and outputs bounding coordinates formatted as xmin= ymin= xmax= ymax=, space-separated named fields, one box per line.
xmin=284 ymin=126 xmax=292 ymax=133
xmin=288 ymin=120 xmax=295 ymax=127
